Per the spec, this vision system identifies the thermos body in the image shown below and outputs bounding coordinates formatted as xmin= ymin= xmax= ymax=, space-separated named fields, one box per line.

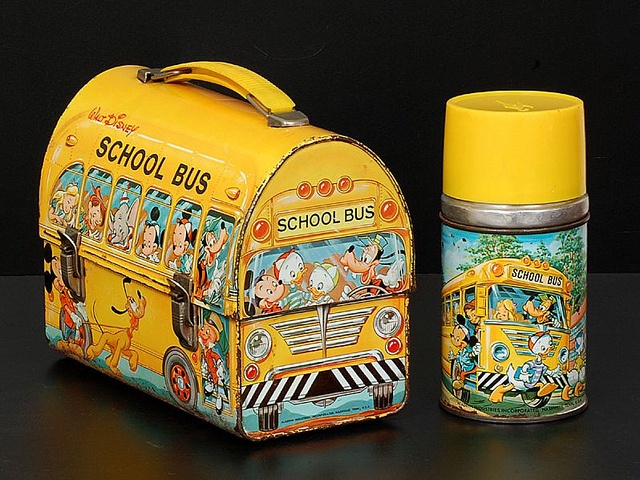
xmin=439 ymin=91 xmax=588 ymax=422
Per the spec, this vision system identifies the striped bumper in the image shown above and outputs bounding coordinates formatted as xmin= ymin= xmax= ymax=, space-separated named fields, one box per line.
xmin=242 ymin=357 xmax=406 ymax=410
xmin=476 ymin=371 xmax=570 ymax=392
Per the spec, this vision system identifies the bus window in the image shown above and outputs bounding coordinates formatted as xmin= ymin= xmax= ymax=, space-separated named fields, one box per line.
xmin=165 ymin=199 xmax=202 ymax=274
xmin=78 ymin=167 xmax=111 ymax=241
xmin=195 ymin=209 xmax=235 ymax=308
xmin=48 ymin=162 xmax=83 ymax=228
xmin=107 ymin=178 xmax=142 ymax=252
xmin=442 ymin=295 xmax=451 ymax=326
xmin=464 ymin=287 xmax=475 ymax=308
xmin=135 ymin=188 xmax=171 ymax=264
xmin=244 ymin=232 xmax=408 ymax=316
xmin=451 ymin=291 xmax=460 ymax=321
xmin=488 ymin=284 xmax=566 ymax=328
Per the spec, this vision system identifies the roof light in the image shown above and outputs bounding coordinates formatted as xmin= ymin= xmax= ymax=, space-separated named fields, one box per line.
xmin=380 ymin=199 xmax=399 ymax=221
xmin=252 ymin=219 xmax=271 ymax=242
xmin=317 ymin=179 xmax=334 ymax=197
xmin=491 ymin=263 xmax=504 ymax=276
xmin=297 ymin=181 xmax=313 ymax=199
xmin=337 ymin=175 xmax=353 ymax=193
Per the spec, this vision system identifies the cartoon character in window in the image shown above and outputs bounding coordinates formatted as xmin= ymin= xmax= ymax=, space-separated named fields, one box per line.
xmin=79 ymin=185 xmax=107 ymax=240
xmin=108 ymin=194 xmax=139 ymax=250
xmin=462 ymin=300 xmax=482 ymax=335
xmin=339 ymin=235 xmax=406 ymax=295
xmin=168 ymin=214 xmax=196 ymax=273
xmin=138 ymin=207 xmax=162 ymax=263
xmin=523 ymin=294 xmax=559 ymax=327
xmin=253 ymin=270 xmax=286 ymax=314
xmin=494 ymin=299 xmax=524 ymax=322
xmin=195 ymin=216 xmax=229 ymax=303
xmin=194 ymin=314 xmax=229 ymax=414
xmin=49 ymin=182 xmax=80 ymax=227
xmin=275 ymin=248 xmax=311 ymax=310
xmin=307 ymin=262 xmax=340 ymax=305
xmin=489 ymin=331 xmax=560 ymax=404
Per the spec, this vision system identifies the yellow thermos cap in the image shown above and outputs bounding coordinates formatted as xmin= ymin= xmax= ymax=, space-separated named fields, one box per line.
xmin=443 ymin=91 xmax=586 ymax=205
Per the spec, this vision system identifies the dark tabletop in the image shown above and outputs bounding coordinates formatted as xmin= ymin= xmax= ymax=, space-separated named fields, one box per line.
xmin=0 ymin=274 xmax=636 ymax=479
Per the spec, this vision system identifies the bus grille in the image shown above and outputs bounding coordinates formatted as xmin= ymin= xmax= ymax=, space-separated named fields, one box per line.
xmin=502 ymin=327 xmax=563 ymax=357
xmin=272 ymin=306 xmax=375 ymax=355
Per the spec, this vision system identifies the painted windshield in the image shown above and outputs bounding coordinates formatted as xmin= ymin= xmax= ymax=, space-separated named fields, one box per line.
xmin=244 ymin=232 xmax=408 ymax=316
xmin=487 ymin=284 xmax=567 ymax=329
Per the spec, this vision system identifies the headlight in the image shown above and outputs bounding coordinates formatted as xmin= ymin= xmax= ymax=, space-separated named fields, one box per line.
xmin=558 ymin=346 xmax=569 ymax=363
xmin=245 ymin=328 xmax=272 ymax=361
xmin=491 ymin=342 xmax=510 ymax=362
xmin=374 ymin=307 xmax=402 ymax=338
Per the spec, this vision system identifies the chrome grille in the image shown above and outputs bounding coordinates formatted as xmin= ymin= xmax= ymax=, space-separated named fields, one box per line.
xmin=502 ymin=327 xmax=562 ymax=357
xmin=272 ymin=306 xmax=375 ymax=355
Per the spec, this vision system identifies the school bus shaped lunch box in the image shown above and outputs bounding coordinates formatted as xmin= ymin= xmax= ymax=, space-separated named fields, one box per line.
xmin=39 ymin=61 xmax=415 ymax=439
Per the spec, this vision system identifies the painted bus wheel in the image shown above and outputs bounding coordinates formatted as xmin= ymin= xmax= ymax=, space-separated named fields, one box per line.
xmin=372 ymin=382 xmax=394 ymax=410
xmin=450 ymin=360 xmax=471 ymax=403
xmin=258 ymin=404 xmax=279 ymax=431
xmin=164 ymin=348 xmax=197 ymax=410
xmin=521 ymin=390 xmax=551 ymax=408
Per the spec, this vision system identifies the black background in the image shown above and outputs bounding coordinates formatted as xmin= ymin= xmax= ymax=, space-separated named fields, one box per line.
xmin=2 ymin=2 xmax=639 ymax=275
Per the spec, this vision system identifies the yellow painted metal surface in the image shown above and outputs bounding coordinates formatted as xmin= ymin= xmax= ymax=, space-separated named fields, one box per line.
xmin=40 ymin=62 xmax=414 ymax=439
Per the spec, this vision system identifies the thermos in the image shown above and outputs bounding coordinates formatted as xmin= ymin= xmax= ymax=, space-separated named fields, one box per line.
xmin=440 ymin=91 xmax=588 ymax=422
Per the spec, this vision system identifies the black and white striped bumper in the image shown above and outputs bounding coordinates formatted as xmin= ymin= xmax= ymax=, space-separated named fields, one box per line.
xmin=476 ymin=371 xmax=570 ymax=392
xmin=242 ymin=357 xmax=406 ymax=410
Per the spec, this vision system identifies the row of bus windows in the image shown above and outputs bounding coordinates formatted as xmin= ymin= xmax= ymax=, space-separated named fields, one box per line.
xmin=47 ymin=163 xmax=234 ymax=307
xmin=442 ymin=287 xmax=475 ymax=326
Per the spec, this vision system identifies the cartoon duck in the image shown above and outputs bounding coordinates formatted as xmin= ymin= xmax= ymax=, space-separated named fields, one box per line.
xmin=275 ymin=248 xmax=310 ymax=309
xmin=307 ymin=262 xmax=340 ymax=305
xmin=489 ymin=331 xmax=559 ymax=403
xmin=562 ymin=331 xmax=586 ymax=400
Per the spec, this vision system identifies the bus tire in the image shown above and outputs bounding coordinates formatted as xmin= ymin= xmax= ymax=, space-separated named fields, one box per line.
xmin=258 ymin=404 xmax=279 ymax=431
xmin=450 ymin=359 xmax=471 ymax=403
xmin=521 ymin=390 xmax=551 ymax=408
xmin=164 ymin=348 xmax=198 ymax=411
xmin=373 ymin=382 xmax=394 ymax=410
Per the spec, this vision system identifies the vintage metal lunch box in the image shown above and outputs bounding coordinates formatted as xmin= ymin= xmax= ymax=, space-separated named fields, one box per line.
xmin=39 ymin=61 xmax=415 ymax=439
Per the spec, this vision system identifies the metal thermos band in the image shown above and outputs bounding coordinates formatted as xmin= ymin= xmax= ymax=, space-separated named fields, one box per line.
xmin=440 ymin=194 xmax=590 ymax=232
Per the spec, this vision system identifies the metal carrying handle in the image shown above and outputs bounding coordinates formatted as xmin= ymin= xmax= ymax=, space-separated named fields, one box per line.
xmin=137 ymin=61 xmax=309 ymax=127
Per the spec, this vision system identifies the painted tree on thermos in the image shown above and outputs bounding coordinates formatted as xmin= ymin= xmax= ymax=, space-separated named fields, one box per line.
xmin=550 ymin=229 xmax=587 ymax=313
xmin=533 ymin=240 xmax=553 ymax=263
xmin=457 ymin=235 xmax=528 ymax=271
